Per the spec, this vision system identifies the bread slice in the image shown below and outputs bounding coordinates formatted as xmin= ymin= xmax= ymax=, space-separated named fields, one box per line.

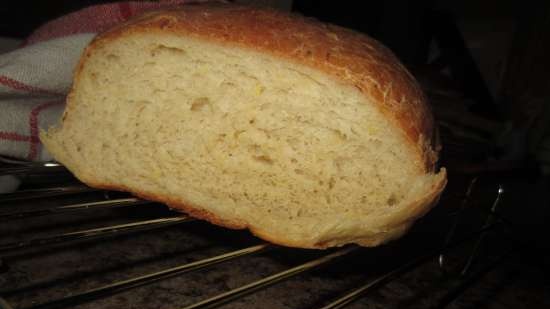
xmin=41 ymin=4 xmax=447 ymax=249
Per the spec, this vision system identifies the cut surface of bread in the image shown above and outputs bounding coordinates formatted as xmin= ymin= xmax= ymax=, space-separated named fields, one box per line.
xmin=41 ymin=5 xmax=446 ymax=249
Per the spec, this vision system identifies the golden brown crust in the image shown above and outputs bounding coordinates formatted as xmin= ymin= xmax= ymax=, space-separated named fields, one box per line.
xmin=82 ymin=168 xmax=446 ymax=249
xmin=74 ymin=3 xmax=436 ymax=171
xmin=83 ymin=181 xmax=248 ymax=230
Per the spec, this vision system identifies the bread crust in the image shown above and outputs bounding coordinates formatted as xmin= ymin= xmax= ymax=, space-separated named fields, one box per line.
xmin=70 ymin=3 xmax=437 ymax=171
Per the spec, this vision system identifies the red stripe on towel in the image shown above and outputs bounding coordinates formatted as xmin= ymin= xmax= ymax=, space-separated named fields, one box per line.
xmin=0 ymin=131 xmax=32 ymax=142
xmin=118 ymin=2 xmax=133 ymax=20
xmin=0 ymin=75 xmax=62 ymax=96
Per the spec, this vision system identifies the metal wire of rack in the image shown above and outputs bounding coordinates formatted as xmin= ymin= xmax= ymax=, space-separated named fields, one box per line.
xmin=0 ymin=161 xmax=543 ymax=309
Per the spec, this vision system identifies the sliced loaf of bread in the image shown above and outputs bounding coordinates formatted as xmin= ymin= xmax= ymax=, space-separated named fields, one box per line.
xmin=41 ymin=4 xmax=447 ymax=248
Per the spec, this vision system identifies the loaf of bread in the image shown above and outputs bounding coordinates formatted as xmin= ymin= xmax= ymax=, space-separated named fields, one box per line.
xmin=41 ymin=4 xmax=446 ymax=249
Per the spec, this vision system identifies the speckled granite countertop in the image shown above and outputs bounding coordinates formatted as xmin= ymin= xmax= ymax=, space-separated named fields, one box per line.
xmin=1 ymin=174 xmax=549 ymax=309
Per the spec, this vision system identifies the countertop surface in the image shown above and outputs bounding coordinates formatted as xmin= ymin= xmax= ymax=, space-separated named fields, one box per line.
xmin=1 ymin=171 xmax=548 ymax=309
